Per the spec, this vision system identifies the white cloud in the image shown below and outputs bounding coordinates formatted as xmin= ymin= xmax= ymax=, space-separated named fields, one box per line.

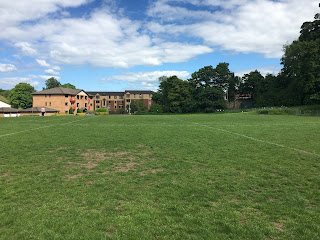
xmin=0 ymin=76 xmax=39 ymax=88
xmin=0 ymin=8 xmax=212 ymax=68
xmin=36 ymin=59 xmax=50 ymax=67
xmin=38 ymin=75 xmax=61 ymax=81
xmin=0 ymin=63 xmax=17 ymax=72
xmin=45 ymin=69 xmax=60 ymax=75
xmin=103 ymin=70 xmax=190 ymax=82
xmin=52 ymin=66 xmax=61 ymax=71
xmin=147 ymin=0 xmax=318 ymax=58
xmin=235 ymin=65 xmax=281 ymax=77
xmin=15 ymin=42 xmax=37 ymax=56
xmin=0 ymin=0 xmax=90 ymax=27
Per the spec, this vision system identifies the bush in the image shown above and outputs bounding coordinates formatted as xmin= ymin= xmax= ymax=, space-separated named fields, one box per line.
xmin=77 ymin=108 xmax=83 ymax=113
xmin=69 ymin=107 xmax=74 ymax=114
xmin=95 ymin=108 xmax=108 ymax=113
xmin=149 ymin=104 xmax=163 ymax=114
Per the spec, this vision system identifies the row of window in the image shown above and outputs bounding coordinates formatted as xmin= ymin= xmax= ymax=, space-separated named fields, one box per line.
xmin=64 ymin=102 xmax=87 ymax=107
xmin=95 ymin=94 xmax=152 ymax=99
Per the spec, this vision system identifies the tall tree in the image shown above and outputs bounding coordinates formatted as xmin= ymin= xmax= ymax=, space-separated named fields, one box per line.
xmin=238 ymin=70 xmax=264 ymax=102
xmin=9 ymin=83 xmax=35 ymax=109
xmin=44 ymin=77 xmax=61 ymax=89
xmin=280 ymin=14 xmax=320 ymax=105
xmin=154 ymin=75 xmax=191 ymax=113
xmin=188 ymin=65 xmax=226 ymax=112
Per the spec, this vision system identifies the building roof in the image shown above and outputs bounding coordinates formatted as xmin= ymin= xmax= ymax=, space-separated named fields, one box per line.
xmin=22 ymin=107 xmax=59 ymax=113
xmin=87 ymin=91 xmax=125 ymax=97
xmin=125 ymin=90 xmax=153 ymax=94
xmin=32 ymin=87 xmax=84 ymax=95
xmin=0 ymin=107 xmax=20 ymax=113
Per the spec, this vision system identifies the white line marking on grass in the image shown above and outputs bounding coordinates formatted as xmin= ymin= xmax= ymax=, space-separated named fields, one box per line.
xmin=171 ymin=117 xmax=320 ymax=158
xmin=0 ymin=118 xmax=88 ymax=138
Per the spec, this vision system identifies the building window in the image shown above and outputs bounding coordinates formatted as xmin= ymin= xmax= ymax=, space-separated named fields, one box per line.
xmin=149 ymin=99 xmax=151 ymax=102
xmin=65 ymin=111 xmax=68 ymax=114
xmin=109 ymin=96 xmax=111 ymax=99
xmin=81 ymin=96 xmax=83 ymax=99
xmin=77 ymin=103 xmax=79 ymax=107
xmin=139 ymin=94 xmax=142 ymax=98
xmin=49 ymin=95 xmax=51 ymax=98
xmin=114 ymin=96 xmax=117 ymax=99
xmin=96 ymin=95 xmax=100 ymax=99
xmin=119 ymin=96 xmax=123 ymax=99
xmin=108 ymin=101 xmax=111 ymax=104
xmin=49 ymin=102 xmax=51 ymax=106
xmin=77 ymin=95 xmax=79 ymax=99
xmin=96 ymin=100 xmax=100 ymax=103
xmin=85 ymin=96 xmax=87 ymax=100
xmin=126 ymin=94 xmax=130 ymax=98
xmin=45 ymin=94 xmax=47 ymax=97
xmin=134 ymin=94 xmax=136 ymax=98
xmin=149 ymin=94 xmax=152 ymax=98
xmin=126 ymin=99 xmax=130 ymax=102
xmin=115 ymin=101 xmax=117 ymax=104
xmin=85 ymin=103 xmax=87 ymax=107
xmin=45 ymin=102 xmax=47 ymax=106
xmin=97 ymin=106 xmax=100 ymax=108
xmin=65 ymin=102 xmax=68 ymax=106
xmin=115 ymin=105 xmax=117 ymax=109
xmin=90 ymin=103 xmax=92 ymax=106
xmin=65 ymin=95 xmax=68 ymax=98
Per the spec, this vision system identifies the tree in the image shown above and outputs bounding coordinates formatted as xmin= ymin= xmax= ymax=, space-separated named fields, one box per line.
xmin=280 ymin=15 xmax=320 ymax=105
xmin=129 ymin=100 xmax=146 ymax=114
xmin=238 ymin=70 xmax=264 ymax=102
xmin=188 ymin=65 xmax=226 ymax=112
xmin=61 ymin=83 xmax=76 ymax=89
xmin=44 ymin=77 xmax=61 ymax=89
xmin=154 ymin=76 xmax=191 ymax=113
xmin=9 ymin=83 xmax=35 ymax=109
xmin=69 ymin=107 xmax=74 ymax=114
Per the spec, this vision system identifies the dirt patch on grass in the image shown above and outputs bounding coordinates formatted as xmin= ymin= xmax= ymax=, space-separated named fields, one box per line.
xmin=0 ymin=173 xmax=12 ymax=180
xmin=66 ymin=173 xmax=83 ymax=179
xmin=105 ymin=225 xmax=116 ymax=237
xmin=139 ymin=168 xmax=163 ymax=175
xmin=273 ymin=222 xmax=284 ymax=232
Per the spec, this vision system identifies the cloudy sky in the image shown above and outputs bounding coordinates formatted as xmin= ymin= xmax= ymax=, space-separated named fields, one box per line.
xmin=0 ymin=0 xmax=318 ymax=91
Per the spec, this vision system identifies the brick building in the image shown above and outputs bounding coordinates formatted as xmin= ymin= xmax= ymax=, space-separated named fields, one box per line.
xmin=32 ymin=87 xmax=90 ymax=114
xmin=87 ymin=90 xmax=154 ymax=112
xmin=32 ymin=88 xmax=154 ymax=114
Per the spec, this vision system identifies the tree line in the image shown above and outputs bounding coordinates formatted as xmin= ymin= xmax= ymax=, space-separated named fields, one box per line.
xmin=151 ymin=14 xmax=320 ymax=113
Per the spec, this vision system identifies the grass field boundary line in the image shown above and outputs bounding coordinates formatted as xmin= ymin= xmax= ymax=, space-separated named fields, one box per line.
xmin=169 ymin=117 xmax=319 ymax=158
xmin=0 ymin=118 xmax=88 ymax=138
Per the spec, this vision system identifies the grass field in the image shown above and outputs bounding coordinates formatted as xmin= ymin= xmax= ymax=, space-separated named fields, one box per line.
xmin=0 ymin=113 xmax=320 ymax=239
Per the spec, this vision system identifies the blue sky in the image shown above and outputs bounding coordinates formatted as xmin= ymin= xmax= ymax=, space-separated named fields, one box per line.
xmin=0 ymin=0 xmax=318 ymax=91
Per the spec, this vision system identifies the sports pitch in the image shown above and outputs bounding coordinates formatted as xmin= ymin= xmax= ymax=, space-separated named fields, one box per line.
xmin=0 ymin=113 xmax=319 ymax=239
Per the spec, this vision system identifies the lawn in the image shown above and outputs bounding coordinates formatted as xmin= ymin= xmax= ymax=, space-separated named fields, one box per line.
xmin=0 ymin=113 xmax=319 ymax=239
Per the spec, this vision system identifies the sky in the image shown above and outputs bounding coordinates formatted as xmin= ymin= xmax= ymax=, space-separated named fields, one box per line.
xmin=0 ymin=0 xmax=318 ymax=91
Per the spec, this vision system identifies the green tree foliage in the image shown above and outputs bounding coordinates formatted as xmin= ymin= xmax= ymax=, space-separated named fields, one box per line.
xmin=9 ymin=83 xmax=35 ymax=109
xmin=155 ymin=76 xmax=191 ymax=113
xmin=129 ymin=100 xmax=146 ymax=114
xmin=0 ymin=89 xmax=11 ymax=99
xmin=61 ymin=83 xmax=76 ymax=89
xmin=238 ymin=70 xmax=264 ymax=102
xmin=188 ymin=65 xmax=226 ymax=112
xmin=149 ymin=104 xmax=163 ymax=113
xmin=44 ymin=77 xmax=61 ymax=89
xmin=69 ymin=107 xmax=74 ymax=114
xmin=280 ymin=15 xmax=320 ymax=105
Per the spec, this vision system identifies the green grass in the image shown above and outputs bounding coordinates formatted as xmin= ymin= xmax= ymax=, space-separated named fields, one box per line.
xmin=0 ymin=113 xmax=320 ymax=239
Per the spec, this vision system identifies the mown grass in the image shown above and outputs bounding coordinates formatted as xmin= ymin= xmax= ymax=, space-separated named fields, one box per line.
xmin=0 ymin=113 xmax=320 ymax=239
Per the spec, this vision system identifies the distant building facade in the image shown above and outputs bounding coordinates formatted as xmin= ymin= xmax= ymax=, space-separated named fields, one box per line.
xmin=32 ymin=88 xmax=154 ymax=114
xmin=87 ymin=90 xmax=154 ymax=112
xmin=32 ymin=87 xmax=90 ymax=114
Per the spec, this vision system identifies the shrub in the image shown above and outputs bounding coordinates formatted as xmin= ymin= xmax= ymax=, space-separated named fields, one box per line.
xmin=95 ymin=108 xmax=108 ymax=113
xmin=69 ymin=107 xmax=74 ymax=114
xmin=77 ymin=108 xmax=83 ymax=113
